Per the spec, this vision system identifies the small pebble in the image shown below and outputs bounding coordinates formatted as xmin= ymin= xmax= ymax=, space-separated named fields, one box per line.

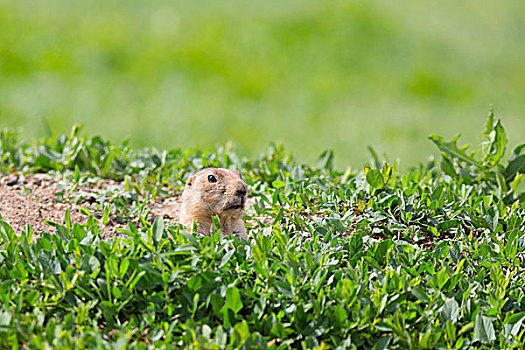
xmin=83 ymin=196 xmax=97 ymax=204
xmin=6 ymin=176 xmax=18 ymax=186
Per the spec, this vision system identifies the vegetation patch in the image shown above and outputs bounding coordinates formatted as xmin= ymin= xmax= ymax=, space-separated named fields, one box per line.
xmin=1 ymin=114 xmax=525 ymax=349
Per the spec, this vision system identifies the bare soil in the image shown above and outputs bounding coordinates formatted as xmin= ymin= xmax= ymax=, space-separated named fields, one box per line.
xmin=0 ymin=173 xmax=182 ymax=239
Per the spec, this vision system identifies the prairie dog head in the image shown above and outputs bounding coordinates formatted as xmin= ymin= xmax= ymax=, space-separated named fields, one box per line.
xmin=181 ymin=168 xmax=248 ymax=217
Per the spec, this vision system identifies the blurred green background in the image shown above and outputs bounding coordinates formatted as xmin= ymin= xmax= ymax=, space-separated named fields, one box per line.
xmin=1 ymin=0 xmax=524 ymax=167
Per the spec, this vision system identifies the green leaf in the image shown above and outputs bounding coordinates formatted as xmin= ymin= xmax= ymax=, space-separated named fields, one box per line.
xmin=65 ymin=208 xmax=72 ymax=231
xmin=440 ymin=298 xmax=459 ymax=323
xmin=102 ymin=205 xmax=111 ymax=226
xmin=473 ymin=314 xmax=496 ymax=344
xmin=482 ymin=108 xmax=495 ymax=137
xmin=366 ymin=168 xmax=384 ymax=189
xmin=437 ymin=220 xmax=460 ymax=232
xmin=272 ymin=180 xmax=285 ymax=189
xmin=219 ymin=249 xmax=235 ymax=268
xmin=503 ymin=144 xmax=525 ymax=180
xmin=0 ymin=310 xmax=12 ymax=326
xmin=119 ymin=258 xmax=129 ymax=278
xmin=214 ymin=326 xmax=227 ymax=348
xmin=74 ymin=164 xmax=80 ymax=183
xmin=495 ymin=172 xmax=507 ymax=193
xmin=484 ymin=120 xmax=506 ymax=167
xmin=317 ymin=149 xmax=334 ymax=170
xmin=112 ymin=285 xmax=122 ymax=299
xmin=82 ymin=255 xmax=101 ymax=278
xmin=429 ymin=134 xmax=482 ymax=168
xmin=373 ymin=336 xmax=392 ymax=350
xmin=38 ymin=250 xmax=62 ymax=274
xmin=0 ymin=221 xmax=16 ymax=242
xmin=223 ymin=286 xmax=243 ymax=314
xmin=334 ymin=305 xmax=347 ymax=325
xmin=506 ymin=311 xmax=525 ymax=325
xmin=410 ymin=287 xmax=430 ymax=304
xmin=367 ymin=146 xmax=381 ymax=169
xmin=210 ymin=293 xmax=224 ymax=316
xmin=233 ymin=321 xmax=250 ymax=343
xmin=126 ymin=270 xmax=146 ymax=290
xmin=363 ymin=256 xmax=381 ymax=270
xmin=440 ymin=155 xmax=457 ymax=178
xmin=152 ymin=216 xmax=165 ymax=245
xmin=510 ymin=173 xmax=524 ymax=192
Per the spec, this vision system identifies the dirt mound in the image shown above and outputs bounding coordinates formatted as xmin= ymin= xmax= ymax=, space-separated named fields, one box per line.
xmin=0 ymin=173 xmax=182 ymax=239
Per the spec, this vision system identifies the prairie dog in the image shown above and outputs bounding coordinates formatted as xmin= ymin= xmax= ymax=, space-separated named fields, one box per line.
xmin=179 ymin=168 xmax=248 ymax=239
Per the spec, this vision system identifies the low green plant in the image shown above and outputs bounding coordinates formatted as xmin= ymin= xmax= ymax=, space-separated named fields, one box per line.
xmin=0 ymin=114 xmax=524 ymax=349
xmin=429 ymin=109 xmax=525 ymax=202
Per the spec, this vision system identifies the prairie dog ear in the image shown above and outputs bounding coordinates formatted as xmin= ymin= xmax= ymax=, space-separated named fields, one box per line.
xmin=186 ymin=174 xmax=197 ymax=187
xmin=226 ymin=169 xmax=242 ymax=179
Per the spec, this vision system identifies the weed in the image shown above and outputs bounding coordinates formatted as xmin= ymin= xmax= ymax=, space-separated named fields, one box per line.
xmin=1 ymin=115 xmax=525 ymax=348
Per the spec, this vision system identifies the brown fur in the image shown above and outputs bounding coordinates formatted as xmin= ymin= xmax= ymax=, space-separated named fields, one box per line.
xmin=179 ymin=168 xmax=248 ymax=239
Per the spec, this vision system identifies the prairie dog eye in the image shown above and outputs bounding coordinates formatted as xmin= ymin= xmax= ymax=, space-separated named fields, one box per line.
xmin=207 ymin=174 xmax=217 ymax=183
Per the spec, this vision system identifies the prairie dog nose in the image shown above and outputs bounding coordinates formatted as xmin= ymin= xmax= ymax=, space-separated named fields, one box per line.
xmin=236 ymin=182 xmax=247 ymax=197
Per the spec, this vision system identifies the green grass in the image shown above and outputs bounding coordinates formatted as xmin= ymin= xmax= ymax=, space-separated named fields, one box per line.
xmin=1 ymin=116 xmax=525 ymax=348
xmin=1 ymin=0 xmax=525 ymax=166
